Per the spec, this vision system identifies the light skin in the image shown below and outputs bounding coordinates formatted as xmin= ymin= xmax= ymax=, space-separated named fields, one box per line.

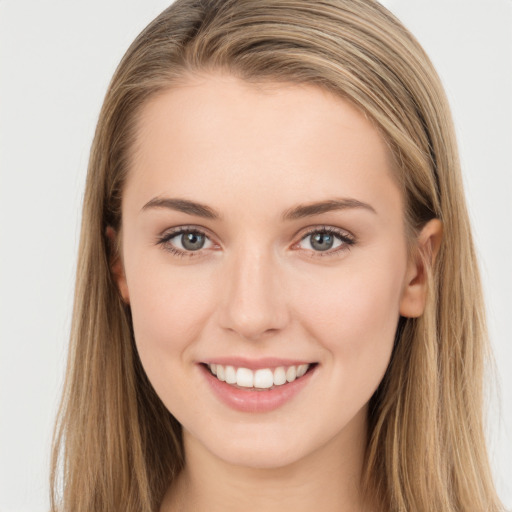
xmin=111 ymin=73 xmax=442 ymax=512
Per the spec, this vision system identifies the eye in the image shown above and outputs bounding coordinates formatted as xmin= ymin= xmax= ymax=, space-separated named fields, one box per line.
xmin=296 ymin=226 xmax=355 ymax=256
xmin=156 ymin=227 xmax=215 ymax=257
xmin=156 ymin=225 xmax=354 ymax=258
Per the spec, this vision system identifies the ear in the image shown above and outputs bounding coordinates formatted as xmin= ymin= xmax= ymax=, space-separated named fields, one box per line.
xmin=399 ymin=219 xmax=443 ymax=318
xmin=106 ymin=226 xmax=130 ymax=304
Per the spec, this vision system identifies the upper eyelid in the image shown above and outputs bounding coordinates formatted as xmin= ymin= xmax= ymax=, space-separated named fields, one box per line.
xmin=159 ymin=224 xmax=354 ymax=237
xmin=299 ymin=225 xmax=354 ymax=239
xmin=158 ymin=225 xmax=215 ymax=241
xmin=157 ymin=225 xmax=355 ymax=251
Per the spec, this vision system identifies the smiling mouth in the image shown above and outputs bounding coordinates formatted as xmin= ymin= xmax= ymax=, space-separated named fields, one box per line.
xmin=202 ymin=362 xmax=318 ymax=391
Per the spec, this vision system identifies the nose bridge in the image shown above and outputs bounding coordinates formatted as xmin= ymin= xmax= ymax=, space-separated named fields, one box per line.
xmin=218 ymin=239 xmax=288 ymax=340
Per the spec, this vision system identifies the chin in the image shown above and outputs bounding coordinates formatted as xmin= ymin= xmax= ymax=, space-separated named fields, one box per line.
xmin=212 ymin=440 xmax=308 ymax=470
xmin=188 ymin=421 xmax=334 ymax=470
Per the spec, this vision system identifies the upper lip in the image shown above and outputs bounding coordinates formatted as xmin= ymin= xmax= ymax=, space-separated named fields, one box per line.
xmin=201 ymin=357 xmax=316 ymax=370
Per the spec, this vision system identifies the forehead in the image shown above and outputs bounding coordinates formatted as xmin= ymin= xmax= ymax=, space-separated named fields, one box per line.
xmin=125 ymin=73 xmax=401 ymax=222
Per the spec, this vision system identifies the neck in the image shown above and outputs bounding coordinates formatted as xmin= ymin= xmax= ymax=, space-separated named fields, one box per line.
xmin=161 ymin=407 xmax=377 ymax=512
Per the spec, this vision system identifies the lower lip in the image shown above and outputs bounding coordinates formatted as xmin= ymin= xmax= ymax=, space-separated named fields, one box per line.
xmin=199 ymin=364 xmax=317 ymax=413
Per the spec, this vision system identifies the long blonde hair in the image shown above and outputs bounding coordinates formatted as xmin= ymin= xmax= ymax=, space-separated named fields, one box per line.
xmin=50 ymin=1 xmax=504 ymax=510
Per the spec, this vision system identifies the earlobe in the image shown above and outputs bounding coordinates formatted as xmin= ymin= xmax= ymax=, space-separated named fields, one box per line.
xmin=399 ymin=219 xmax=443 ymax=318
xmin=106 ymin=226 xmax=130 ymax=304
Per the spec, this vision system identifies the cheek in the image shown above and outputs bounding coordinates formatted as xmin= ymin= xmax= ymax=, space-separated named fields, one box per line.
xmin=126 ymin=263 xmax=220 ymax=421
xmin=126 ymin=258 xmax=215 ymax=370
xmin=293 ymin=251 xmax=406 ymax=386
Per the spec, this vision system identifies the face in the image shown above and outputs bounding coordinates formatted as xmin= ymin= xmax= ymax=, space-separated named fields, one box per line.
xmin=115 ymin=73 xmax=427 ymax=469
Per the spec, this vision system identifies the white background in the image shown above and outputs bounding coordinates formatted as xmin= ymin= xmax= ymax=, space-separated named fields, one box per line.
xmin=0 ymin=1 xmax=511 ymax=511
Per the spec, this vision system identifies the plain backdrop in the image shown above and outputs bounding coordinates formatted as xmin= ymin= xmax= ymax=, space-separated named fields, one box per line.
xmin=0 ymin=1 xmax=511 ymax=511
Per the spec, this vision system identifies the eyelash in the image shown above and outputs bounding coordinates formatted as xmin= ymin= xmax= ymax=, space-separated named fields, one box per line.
xmin=155 ymin=225 xmax=355 ymax=259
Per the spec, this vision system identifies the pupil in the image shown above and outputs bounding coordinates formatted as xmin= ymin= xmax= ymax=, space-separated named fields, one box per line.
xmin=182 ymin=232 xmax=205 ymax=251
xmin=311 ymin=233 xmax=333 ymax=251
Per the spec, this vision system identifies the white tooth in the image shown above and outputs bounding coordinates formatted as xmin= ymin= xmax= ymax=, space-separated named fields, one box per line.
xmin=216 ymin=365 xmax=226 ymax=381
xmin=225 ymin=365 xmax=237 ymax=384
xmin=254 ymin=369 xmax=274 ymax=389
xmin=236 ymin=367 xmax=254 ymax=387
xmin=297 ymin=364 xmax=309 ymax=377
xmin=286 ymin=365 xmax=297 ymax=382
xmin=210 ymin=363 xmax=217 ymax=375
xmin=273 ymin=366 xmax=287 ymax=386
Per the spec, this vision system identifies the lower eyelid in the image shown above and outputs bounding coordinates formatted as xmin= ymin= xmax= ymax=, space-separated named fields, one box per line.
xmin=294 ymin=228 xmax=355 ymax=256
xmin=297 ymin=240 xmax=352 ymax=256
xmin=156 ymin=227 xmax=354 ymax=257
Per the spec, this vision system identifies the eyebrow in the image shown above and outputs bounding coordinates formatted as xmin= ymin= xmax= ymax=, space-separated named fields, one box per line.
xmin=281 ymin=198 xmax=376 ymax=220
xmin=142 ymin=197 xmax=221 ymax=219
xmin=141 ymin=196 xmax=376 ymax=220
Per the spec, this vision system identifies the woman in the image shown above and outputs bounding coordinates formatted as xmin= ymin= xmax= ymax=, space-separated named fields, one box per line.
xmin=49 ymin=0 xmax=505 ymax=511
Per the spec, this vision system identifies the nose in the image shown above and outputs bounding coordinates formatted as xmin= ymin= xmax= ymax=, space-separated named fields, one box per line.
xmin=217 ymin=244 xmax=290 ymax=341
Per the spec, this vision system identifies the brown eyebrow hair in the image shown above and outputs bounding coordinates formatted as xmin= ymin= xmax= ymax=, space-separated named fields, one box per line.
xmin=281 ymin=198 xmax=376 ymax=220
xmin=142 ymin=197 xmax=221 ymax=219
xmin=141 ymin=196 xmax=376 ymax=220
